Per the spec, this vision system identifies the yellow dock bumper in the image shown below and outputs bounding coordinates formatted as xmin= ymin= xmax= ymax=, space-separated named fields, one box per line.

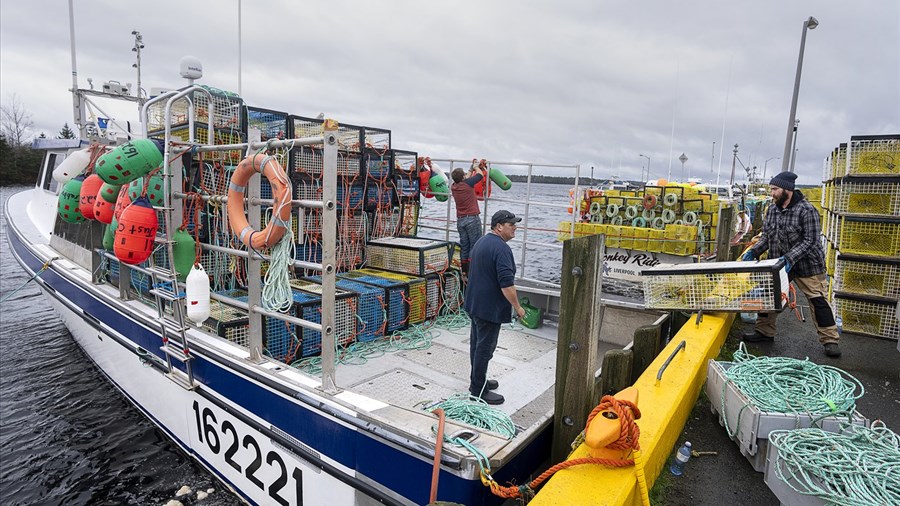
xmin=531 ymin=312 xmax=735 ymax=506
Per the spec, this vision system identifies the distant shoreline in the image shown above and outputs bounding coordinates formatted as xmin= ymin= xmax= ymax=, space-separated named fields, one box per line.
xmin=504 ymin=175 xmax=818 ymax=188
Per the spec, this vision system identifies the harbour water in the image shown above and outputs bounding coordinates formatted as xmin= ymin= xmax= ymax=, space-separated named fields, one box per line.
xmin=0 ymin=186 xmax=239 ymax=505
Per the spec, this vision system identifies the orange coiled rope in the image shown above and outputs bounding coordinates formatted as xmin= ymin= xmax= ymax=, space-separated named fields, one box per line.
xmin=484 ymin=395 xmax=642 ymax=500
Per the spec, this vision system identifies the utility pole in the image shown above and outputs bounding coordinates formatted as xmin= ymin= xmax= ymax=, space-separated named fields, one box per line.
xmin=729 ymin=144 xmax=739 ymax=198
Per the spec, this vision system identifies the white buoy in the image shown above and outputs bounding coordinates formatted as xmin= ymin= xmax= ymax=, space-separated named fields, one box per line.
xmin=52 ymin=147 xmax=91 ymax=182
xmin=185 ymin=264 xmax=210 ymax=324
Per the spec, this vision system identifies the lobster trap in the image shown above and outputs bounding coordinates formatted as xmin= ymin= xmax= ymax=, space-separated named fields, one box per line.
xmin=830 ymin=176 xmax=900 ymax=216
xmin=836 ymin=215 xmax=900 ymax=258
xmin=365 ymin=237 xmax=450 ymax=276
xmin=158 ymin=125 xmax=244 ymax=164
xmin=356 ymin=268 xmax=441 ymax=322
xmin=845 ymin=134 xmax=900 ymax=177
xmin=147 ymin=85 xmax=244 ymax=133
xmin=202 ymin=301 xmax=249 ymax=348
xmin=441 ymin=270 xmax=463 ymax=313
xmin=834 ymin=253 xmax=900 ymax=300
xmin=245 ymin=106 xmax=290 ymax=141
xmin=282 ymin=287 xmax=358 ymax=358
xmin=642 ymin=259 xmax=789 ymax=312
xmin=339 ymin=272 xmax=409 ymax=331
xmin=304 ymin=276 xmax=386 ymax=343
xmin=832 ymin=292 xmax=900 ymax=341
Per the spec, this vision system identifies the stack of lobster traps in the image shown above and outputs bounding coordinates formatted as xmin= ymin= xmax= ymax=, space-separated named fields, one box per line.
xmin=558 ymin=183 xmax=723 ymax=256
xmin=102 ymin=90 xmax=462 ymax=365
xmin=821 ymin=134 xmax=900 ymax=342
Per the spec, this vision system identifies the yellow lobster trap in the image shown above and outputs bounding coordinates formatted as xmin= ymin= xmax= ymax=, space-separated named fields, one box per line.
xmin=836 ymin=216 xmax=900 ymax=258
xmin=642 ymin=259 xmax=790 ymax=312
xmin=831 ymin=176 xmax=900 ymax=216
xmin=834 ymin=253 xmax=900 ymax=300
xmin=832 ymin=292 xmax=900 ymax=341
xmin=846 ymin=134 xmax=900 ymax=177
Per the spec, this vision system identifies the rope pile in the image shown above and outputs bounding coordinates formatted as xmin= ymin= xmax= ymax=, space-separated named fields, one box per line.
xmin=430 ymin=393 xmax=516 ymax=439
xmin=768 ymin=421 xmax=900 ymax=505
xmin=721 ymin=343 xmax=865 ymax=438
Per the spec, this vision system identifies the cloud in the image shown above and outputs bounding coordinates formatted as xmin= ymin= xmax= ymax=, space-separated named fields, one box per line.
xmin=1 ymin=0 xmax=897 ymax=184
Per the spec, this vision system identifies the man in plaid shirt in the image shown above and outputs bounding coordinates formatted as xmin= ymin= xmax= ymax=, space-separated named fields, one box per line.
xmin=742 ymin=171 xmax=841 ymax=358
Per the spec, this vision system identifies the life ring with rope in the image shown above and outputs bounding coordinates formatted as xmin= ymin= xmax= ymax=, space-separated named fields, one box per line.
xmin=642 ymin=193 xmax=658 ymax=210
xmin=227 ymin=153 xmax=293 ymax=250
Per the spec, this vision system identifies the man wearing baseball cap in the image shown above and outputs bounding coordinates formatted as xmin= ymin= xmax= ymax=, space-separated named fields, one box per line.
xmin=741 ymin=171 xmax=841 ymax=358
xmin=463 ymin=210 xmax=527 ymax=404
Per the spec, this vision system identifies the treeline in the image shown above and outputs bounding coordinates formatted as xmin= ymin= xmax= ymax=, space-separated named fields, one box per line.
xmin=505 ymin=174 xmax=634 ymax=186
xmin=0 ymin=136 xmax=42 ymax=186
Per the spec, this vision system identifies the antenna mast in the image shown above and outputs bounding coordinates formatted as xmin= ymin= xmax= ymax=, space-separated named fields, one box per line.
xmin=132 ymin=31 xmax=145 ymax=109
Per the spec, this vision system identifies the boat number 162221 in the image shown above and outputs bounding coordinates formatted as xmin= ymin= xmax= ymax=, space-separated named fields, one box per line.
xmin=192 ymin=400 xmax=303 ymax=505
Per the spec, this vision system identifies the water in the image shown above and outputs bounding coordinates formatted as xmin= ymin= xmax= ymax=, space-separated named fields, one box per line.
xmin=417 ymin=182 xmax=646 ymax=298
xmin=417 ymin=182 xmax=573 ymax=284
xmin=0 ymin=186 xmax=240 ymax=506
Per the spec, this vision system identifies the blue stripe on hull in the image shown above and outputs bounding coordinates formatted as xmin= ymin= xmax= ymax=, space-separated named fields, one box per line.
xmin=6 ymin=229 xmax=549 ymax=505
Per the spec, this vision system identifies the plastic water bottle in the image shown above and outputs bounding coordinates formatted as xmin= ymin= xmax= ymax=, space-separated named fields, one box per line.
xmin=740 ymin=312 xmax=757 ymax=323
xmin=670 ymin=441 xmax=692 ymax=476
xmin=835 ymin=316 xmax=843 ymax=332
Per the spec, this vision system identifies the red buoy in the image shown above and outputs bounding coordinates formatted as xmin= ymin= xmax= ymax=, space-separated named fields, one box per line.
xmin=114 ymin=196 xmax=158 ymax=265
xmin=93 ymin=189 xmax=116 ymax=224
xmin=79 ymin=173 xmax=104 ymax=220
xmin=114 ymin=185 xmax=132 ymax=221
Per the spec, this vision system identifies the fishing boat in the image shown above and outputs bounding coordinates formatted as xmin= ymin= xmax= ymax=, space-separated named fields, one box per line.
xmin=2 ymin=16 xmax=649 ymax=501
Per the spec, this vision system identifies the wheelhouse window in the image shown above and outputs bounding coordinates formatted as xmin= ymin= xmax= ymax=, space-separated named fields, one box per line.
xmin=41 ymin=152 xmax=64 ymax=193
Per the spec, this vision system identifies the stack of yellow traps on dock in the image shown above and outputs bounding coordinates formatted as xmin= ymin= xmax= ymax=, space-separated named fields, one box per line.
xmin=821 ymin=134 xmax=900 ymax=341
xmin=557 ymin=183 xmax=722 ymax=256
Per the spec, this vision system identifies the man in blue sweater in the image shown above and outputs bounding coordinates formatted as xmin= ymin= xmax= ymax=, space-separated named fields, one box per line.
xmin=464 ymin=210 xmax=526 ymax=405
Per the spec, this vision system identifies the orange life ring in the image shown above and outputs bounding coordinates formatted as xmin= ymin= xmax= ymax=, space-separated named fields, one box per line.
xmin=227 ymin=154 xmax=292 ymax=250
xmin=642 ymin=193 xmax=658 ymax=210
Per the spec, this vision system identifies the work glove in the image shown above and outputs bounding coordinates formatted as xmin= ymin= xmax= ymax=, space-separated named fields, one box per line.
xmin=779 ymin=257 xmax=792 ymax=273
xmin=741 ymin=250 xmax=756 ymax=261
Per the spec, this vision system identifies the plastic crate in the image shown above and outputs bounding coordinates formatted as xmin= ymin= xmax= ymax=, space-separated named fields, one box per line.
xmin=836 ymin=215 xmax=900 ymax=258
xmin=764 ymin=430 xmax=850 ymax=506
xmin=834 ymin=253 xmax=900 ymax=299
xmin=832 ymin=292 xmax=900 ymax=340
xmin=706 ymin=360 xmax=869 ymax=472
xmin=338 ymin=272 xmax=409 ymax=331
xmin=365 ymin=237 xmax=450 ymax=276
xmin=304 ymin=276 xmax=386 ymax=342
xmin=642 ymin=258 xmax=789 ymax=312
xmin=846 ymin=134 xmax=900 ymax=176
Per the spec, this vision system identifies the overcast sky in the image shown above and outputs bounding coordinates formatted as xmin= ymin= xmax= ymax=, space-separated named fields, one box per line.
xmin=2 ymin=1 xmax=898 ymax=184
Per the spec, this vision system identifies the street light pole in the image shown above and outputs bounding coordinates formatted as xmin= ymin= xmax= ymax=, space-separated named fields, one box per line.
xmin=763 ymin=156 xmax=781 ymax=181
xmin=639 ymin=154 xmax=651 ymax=182
xmin=782 ymin=16 xmax=818 ymax=173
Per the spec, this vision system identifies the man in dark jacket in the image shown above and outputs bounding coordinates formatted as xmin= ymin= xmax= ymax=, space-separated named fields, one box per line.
xmin=463 ymin=210 xmax=526 ymax=404
xmin=742 ymin=171 xmax=841 ymax=357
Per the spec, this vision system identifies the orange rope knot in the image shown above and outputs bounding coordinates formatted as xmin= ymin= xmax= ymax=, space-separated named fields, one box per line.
xmin=484 ymin=394 xmax=642 ymax=500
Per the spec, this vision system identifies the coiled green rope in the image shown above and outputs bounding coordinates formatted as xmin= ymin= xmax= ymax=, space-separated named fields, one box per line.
xmin=261 ymin=224 xmax=294 ymax=313
xmin=431 ymin=393 xmax=516 ymax=439
xmin=721 ymin=343 xmax=865 ymax=438
xmin=768 ymin=421 xmax=900 ymax=506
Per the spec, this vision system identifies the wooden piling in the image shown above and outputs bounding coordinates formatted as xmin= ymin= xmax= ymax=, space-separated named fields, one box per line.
xmin=598 ymin=349 xmax=633 ymax=398
xmin=716 ymin=204 xmax=736 ymax=261
xmin=552 ymin=234 xmax=606 ymax=463
xmin=630 ymin=325 xmax=661 ymax=384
